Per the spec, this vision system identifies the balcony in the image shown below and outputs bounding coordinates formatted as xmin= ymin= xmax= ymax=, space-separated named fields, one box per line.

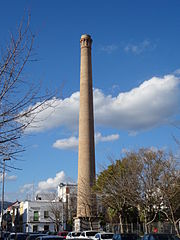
xmin=29 ymin=216 xmax=40 ymax=222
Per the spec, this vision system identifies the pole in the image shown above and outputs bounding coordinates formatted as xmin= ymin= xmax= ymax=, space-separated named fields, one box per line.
xmin=1 ymin=159 xmax=5 ymax=231
xmin=1 ymin=157 xmax=10 ymax=236
xmin=62 ymin=202 xmax=64 ymax=230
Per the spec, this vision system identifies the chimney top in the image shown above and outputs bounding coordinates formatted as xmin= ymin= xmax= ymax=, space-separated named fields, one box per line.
xmin=80 ymin=34 xmax=92 ymax=48
xmin=80 ymin=34 xmax=91 ymax=39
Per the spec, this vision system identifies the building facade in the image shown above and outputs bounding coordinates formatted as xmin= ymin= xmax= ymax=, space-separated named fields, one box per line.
xmin=58 ymin=183 xmax=77 ymax=229
xmin=20 ymin=200 xmax=63 ymax=232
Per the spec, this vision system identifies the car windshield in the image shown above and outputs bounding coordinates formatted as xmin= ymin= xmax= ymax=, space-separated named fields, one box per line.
xmin=86 ymin=232 xmax=98 ymax=237
xmin=72 ymin=233 xmax=81 ymax=237
xmin=102 ymin=234 xmax=114 ymax=239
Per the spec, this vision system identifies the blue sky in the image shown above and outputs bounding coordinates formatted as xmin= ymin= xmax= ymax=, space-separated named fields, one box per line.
xmin=1 ymin=0 xmax=180 ymax=201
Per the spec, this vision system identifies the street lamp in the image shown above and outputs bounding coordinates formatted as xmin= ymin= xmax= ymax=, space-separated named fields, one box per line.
xmin=1 ymin=156 xmax=10 ymax=234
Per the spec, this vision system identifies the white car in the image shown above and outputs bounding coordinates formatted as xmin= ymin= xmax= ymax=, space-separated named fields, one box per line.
xmin=66 ymin=232 xmax=81 ymax=239
xmin=93 ymin=233 xmax=114 ymax=240
xmin=80 ymin=231 xmax=99 ymax=239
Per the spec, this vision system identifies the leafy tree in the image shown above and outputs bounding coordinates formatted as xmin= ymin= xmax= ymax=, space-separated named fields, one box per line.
xmin=95 ymin=156 xmax=140 ymax=233
xmin=95 ymin=149 xmax=180 ymax=235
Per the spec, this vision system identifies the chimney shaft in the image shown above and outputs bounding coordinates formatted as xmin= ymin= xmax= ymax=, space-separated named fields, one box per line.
xmin=77 ymin=34 xmax=96 ymax=217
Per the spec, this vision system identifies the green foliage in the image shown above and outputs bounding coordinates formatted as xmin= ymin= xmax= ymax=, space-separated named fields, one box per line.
xmin=94 ymin=148 xmax=180 ymax=235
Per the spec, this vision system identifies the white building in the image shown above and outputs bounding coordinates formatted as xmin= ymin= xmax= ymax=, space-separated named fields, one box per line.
xmin=35 ymin=193 xmax=56 ymax=201
xmin=20 ymin=200 xmax=63 ymax=233
xmin=6 ymin=201 xmax=20 ymax=231
xmin=58 ymin=183 xmax=77 ymax=226
xmin=58 ymin=183 xmax=77 ymax=202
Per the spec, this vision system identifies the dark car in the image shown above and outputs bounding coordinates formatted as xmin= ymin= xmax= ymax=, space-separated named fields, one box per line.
xmin=2 ymin=231 xmax=11 ymax=240
xmin=142 ymin=234 xmax=180 ymax=240
xmin=26 ymin=233 xmax=48 ymax=240
xmin=8 ymin=233 xmax=29 ymax=240
xmin=113 ymin=233 xmax=140 ymax=240
xmin=67 ymin=238 xmax=89 ymax=240
xmin=36 ymin=236 xmax=65 ymax=240
xmin=15 ymin=233 xmax=29 ymax=240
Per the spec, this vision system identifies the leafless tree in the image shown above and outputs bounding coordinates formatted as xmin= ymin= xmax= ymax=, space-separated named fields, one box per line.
xmin=77 ymin=178 xmax=99 ymax=230
xmin=134 ymin=149 xmax=167 ymax=233
xmin=65 ymin=189 xmax=77 ymax=226
xmin=48 ymin=200 xmax=64 ymax=232
xmin=159 ymin=154 xmax=180 ymax=237
xmin=0 ymin=13 xmax=55 ymax=162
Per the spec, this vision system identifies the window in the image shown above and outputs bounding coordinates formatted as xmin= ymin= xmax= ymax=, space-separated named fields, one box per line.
xmin=33 ymin=211 xmax=39 ymax=221
xmin=44 ymin=211 xmax=49 ymax=218
xmin=44 ymin=225 xmax=49 ymax=231
xmin=33 ymin=225 xmax=38 ymax=232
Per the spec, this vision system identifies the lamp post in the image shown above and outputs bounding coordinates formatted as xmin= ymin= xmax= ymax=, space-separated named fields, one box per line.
xmin=1 ymin=156 xmax=10 ymax=235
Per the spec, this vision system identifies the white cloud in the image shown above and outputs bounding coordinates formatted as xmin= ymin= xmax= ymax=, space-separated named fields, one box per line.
xmin=20 ymin=183 xmax=34 ymax=193
xmin=0 ymin=174 xmax=17 ymax=182
xmin=18 ymin=172 xmax=73 ymax=200
xmin=128 ymin=131 xmax=137 ymax=136
xmin=124 ymin=40 xmax=155 ymax=54
xmin=53 ymin=137 xmax=78 ymax=150
xmin=53 ymin=133 xmax=119 ymax=150
xmin=94 ymin=74 xmax=180 ymax=131
xmin=23 ymin=74 xmax=180 ymax=133
xmin=37 ymin=171 xmax=72 ymax=192
xmin=7 ymin=175 xmax=17 ymax=181
xmin=174 ymin=69 xmax=180 ymax=75
xmin=99 ymin=44 xmax=118 ymax=54
xmin=95 ymin=132 xmax=119 ymax=143
xmin=23 ymin=92 xmax=79 ymax=132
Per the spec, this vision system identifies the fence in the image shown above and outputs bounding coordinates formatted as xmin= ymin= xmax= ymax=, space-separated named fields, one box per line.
xmin=105 ymin=222 xmax=178 ymax=235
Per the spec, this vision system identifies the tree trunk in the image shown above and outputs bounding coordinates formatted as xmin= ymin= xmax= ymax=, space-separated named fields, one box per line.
xmin=173 ymin=221 xmax=180 ymax=238
xmin=144 ymin=214 xmax=148 ymax=234
xmin=89 ymin=218 xmax=93 ymax=230
xmin=119 ymin=214 xmax=123 ymax=233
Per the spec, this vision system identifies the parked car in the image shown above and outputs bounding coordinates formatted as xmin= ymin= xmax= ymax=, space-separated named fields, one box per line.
xmin=47 ymin=232 xmax=58 ymax=236
xmin=93 ymin=233 xmax=114 ymax=240
xmin=57 ymin=232 xmax=68 ymax=239
xmin=26 ymin=233 xmax=48 ymax=240
xmin=8 ymin=233 xmax=29 ymax=240
xmin=8 ymin=233 xmax=16 ymax=240
xmin=36 ymin=236 xmax=65 ymax=240
xmin=2 ymin=231 xmax=11 ymax=240
xmin=142 ymin=234 xmax=180 ymax=240
xmin=113 ymin=233 xmax=140 ymax=240
xmin=66 ymin=232 xmax=81 ymax=239
xmin=67 ymin=238 xmax=89 ymax=240
xmin=80 ymin=231 xmax=99 ymax=239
